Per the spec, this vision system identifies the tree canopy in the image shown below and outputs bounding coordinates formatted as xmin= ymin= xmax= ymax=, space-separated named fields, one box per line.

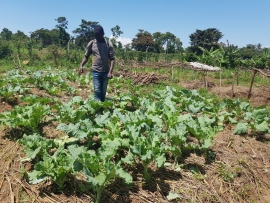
xmin=132 ymin=29 xmax=154 ymax=52
xmin=55 ymin=17 xmax=68 ymax=30
xmin=110 ymin=25 xmax=123 ymax=49
xmin=31 ymin=28 xmax=59 ymax=47
xmin=0 ymin=28 xmax=13 ymax=41
xmin=72 ymin=20 xmax=99 ymax=49
xmin=55 ymin=17 xmax=70 ymax=47
xmin=111 ymin=25 xmax=123 ymax=38
xmin=189 ymin=28 xmax=223 ymax=54
xmin=153 ymin=31 xmax=183 ymax=54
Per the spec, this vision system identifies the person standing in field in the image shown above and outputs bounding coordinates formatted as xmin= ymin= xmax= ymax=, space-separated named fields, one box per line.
xmin=79 ymin=25 xmax=115 ymax=102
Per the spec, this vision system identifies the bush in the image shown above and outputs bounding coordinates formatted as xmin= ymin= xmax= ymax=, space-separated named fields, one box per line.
xmin=185 ymin=52 xmax=199 ymax=62
xmin=136 ymin=51 xmax=146 ymax=62
xmin=0 ymin=41 xmax=13 ymax=59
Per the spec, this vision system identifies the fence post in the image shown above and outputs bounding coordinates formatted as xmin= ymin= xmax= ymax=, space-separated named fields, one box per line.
xmin=248 ymin=69 xmax=257 ymax=99
xmin=171 ymin=66 xmax=174 ymax=80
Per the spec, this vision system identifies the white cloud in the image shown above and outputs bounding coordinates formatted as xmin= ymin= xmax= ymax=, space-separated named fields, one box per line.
xmin=109 ymin=35 xmax=132 ymax=46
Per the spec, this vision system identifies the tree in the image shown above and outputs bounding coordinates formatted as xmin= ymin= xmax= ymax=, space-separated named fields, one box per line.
xmin=164 ymin=32 xmax=183 ymax=53
xmin=12 ymin=30 xmax=29 ymax=55
xmin=152 ymin=32 xmax=164 ymax=53
xmin=189 ymin=28 xmax=223 ymax=55
xmin=0 ymin=28 xmax=13 ymax=41
xmin=252 ymin=48 xmax=270 ymax=69
xmin=132 ymin=29 xmax=154 ymax=52
xmin=152 ymin=32 xmax=183 ymax=53
xmin=0 ymin=41 xmax=12 ymax=59
xmin=73 ymin=20 xmax=99 ymax=49
xmin=218 ymin=41 xmax=239 ymax=68
xmin=110 ymin=25 xmax=123 ymax=49
xmin=237 ymin=44 xmax=262 ymax=59
xmin=55 ymin=17 xmax=70 ymax=47
xmin=111 ymin=25 xmax=123 ymax=38
xmin=12 ymin=30 xmax=28 ymax=41
xmin=55 ymin=17 xmax=68 ymax=29
xmin=198 ymin=46 xmax=220 ymax=66
xmin=31 ymin=28 xmax=59 ymax=47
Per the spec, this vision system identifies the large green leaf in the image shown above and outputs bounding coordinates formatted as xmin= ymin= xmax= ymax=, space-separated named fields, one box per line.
xmin=234 ymin=123 xmax=248 ymax=134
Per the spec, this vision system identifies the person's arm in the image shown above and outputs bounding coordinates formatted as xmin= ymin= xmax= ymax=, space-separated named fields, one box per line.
xmin=107 ymin=59 xmax=115 ymax=79
xmin=78 ymin=56 xmax=88 ymax=75
xmin=79 ymin=41 xmax=92 ymax=75
xmin=107 ymin=41 xmax=115 ymax=79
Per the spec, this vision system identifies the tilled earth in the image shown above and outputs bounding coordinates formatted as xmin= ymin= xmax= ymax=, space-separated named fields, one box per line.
xmin=0 ymin=75 xmax=270 ymax=203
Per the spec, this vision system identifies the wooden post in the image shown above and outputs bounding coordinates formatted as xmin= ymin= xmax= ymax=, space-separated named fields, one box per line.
xmin=220 ymin=70 xmax=222 ymax=88
xmin=248 ymin=69 xmax=258 ymax=99
xmin=236 ymin=68 xmax=239 ymax=86
xmin=232 ymin=72 xmax=236 ymax=97
xmin=171 ymin=66 xmax=174 ymax=80
xmin=17 ymin=54 xmax=21 ymax=69
xmin=203 ymin=71 xmax=206 ymax=88
xmin=205 ymin=71 xmax=208 ymax=88
xmin=176 ymin=66 xmax=179 ymax=82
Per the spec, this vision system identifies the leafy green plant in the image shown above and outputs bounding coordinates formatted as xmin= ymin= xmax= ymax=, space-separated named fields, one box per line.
xmin=26 ymin=146 xmax=75 ymax=191
xmin=218 ymin=164 xmax=237 ymax=182
xmin=18 ymin=133 xmax=58 ymax=161
xmin=0 ymin=102 xmax=52 ymax=133
xmin=68 ymin=144 xmax=133 ymax=203
xmin=0 ymin=84 xmax=30 ymax=103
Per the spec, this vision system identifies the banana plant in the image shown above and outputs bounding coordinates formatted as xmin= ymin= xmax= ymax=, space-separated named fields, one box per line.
xmin=198 ymin=46 xmax=220 ymax=66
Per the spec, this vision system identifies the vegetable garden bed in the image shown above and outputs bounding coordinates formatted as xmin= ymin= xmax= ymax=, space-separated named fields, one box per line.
xmin=0 ymin=67 xmax=270 ymax=203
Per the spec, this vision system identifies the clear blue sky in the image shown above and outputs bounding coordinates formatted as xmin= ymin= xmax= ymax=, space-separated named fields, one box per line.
xmin=0 ymin=0 xmax=269 ymax=48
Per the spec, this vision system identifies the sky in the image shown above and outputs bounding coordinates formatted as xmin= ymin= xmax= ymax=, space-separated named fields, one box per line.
xmin=0 ymin=0 xmax=269 ymax=48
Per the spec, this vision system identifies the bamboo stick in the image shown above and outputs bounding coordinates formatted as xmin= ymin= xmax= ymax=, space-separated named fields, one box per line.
xmin=220 ymin=70 xmax=222 ymax=87
xmin=171 ymin=66 xmax=174 ymax=80
xmin=248 ymin=69 xmax=258 ymax=99
xmin=232 ymin=72 xmax=236 ymax=97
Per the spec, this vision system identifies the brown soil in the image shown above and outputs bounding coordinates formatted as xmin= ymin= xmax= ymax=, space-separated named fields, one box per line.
xmin=180 ymin=80 xmax=270 ymax=107
xmin=0 ymin=102 xmax=13 ymax=113
xmin=0 ymin=73 xmax=270 ymax=203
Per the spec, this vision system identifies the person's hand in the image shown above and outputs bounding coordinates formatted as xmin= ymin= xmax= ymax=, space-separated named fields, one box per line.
xmin=107 ymin=72 xmax=113 ymax=79
xmin=78 ymin=67 xmax=83 ymax=76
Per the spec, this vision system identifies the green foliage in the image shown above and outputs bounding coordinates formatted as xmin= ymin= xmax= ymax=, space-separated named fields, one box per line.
xmin=0 ymin=102 xmax=52 ymax=133
xmin=72 ymin=20 xmax=99 ymax=48
xmin=218 ymin=164 xmax=237 ymax=182
xmin=132 ymin=29 xmax=154 ymax=52
xmin=152 ymin=31 xmax=183 ymax=54
xmin=237 ymin=44 xmax=262 ymax=60
xmin=0 ymin=28 xmax=13 ymax=41
xmin=111 ymin=25 xmax=123 ymax=38
xmin=0 ymin=69 xmax=269 ymax=203
xmin=27 ymin=146 xmax=75 ymax=191
xmin=0 ymin=84 xmax=30 ymax=102
xmin=136 ymin=51 xmax=145 ymax=62
xmin=184 ymin=52 xmax=199 ymax=62
xmin=0 ymin=41 xmax=13 ymax=59
xmin=68 ymin=144 xmax=132 ymax=203
xmin=189 ymin=28 xmax=223 ymax=54
xmin=31 ymin=28 xmax=60 ymax=48
xmin=18 ymin=133 xmax=58 ymax=161
xmin=55 ymin=17 xmax=68 ymax=30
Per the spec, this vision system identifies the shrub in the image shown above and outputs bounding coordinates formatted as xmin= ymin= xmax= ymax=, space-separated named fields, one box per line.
xmin=0 ymin=41 xmax=13 ymax=59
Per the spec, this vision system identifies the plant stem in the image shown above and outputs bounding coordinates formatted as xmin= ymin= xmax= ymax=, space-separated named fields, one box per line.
xmin=143 ymin=162 xmax=150 ymax=181
xmin=95 ymin=186 xmax=103 ymax=203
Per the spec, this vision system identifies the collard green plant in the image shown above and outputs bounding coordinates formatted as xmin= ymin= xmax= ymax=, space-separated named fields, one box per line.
xmin=0 ymin=102 xmax=52 ymax=133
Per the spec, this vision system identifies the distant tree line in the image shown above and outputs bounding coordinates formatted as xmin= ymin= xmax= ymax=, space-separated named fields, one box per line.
xmin=0 ymin=17 xmax=269 ymax=69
